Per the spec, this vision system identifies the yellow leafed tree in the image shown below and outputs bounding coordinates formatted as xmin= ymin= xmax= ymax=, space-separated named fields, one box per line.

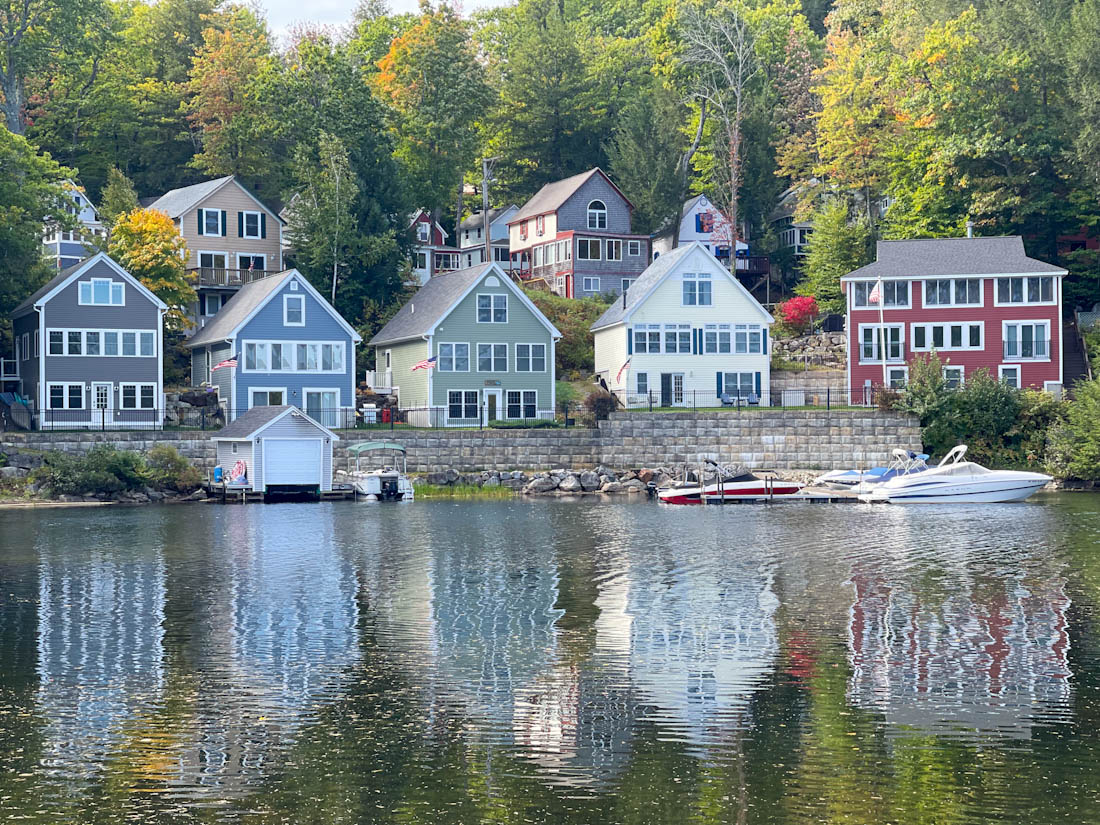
xmin=108 ymin=209 xmax=195 ymax=331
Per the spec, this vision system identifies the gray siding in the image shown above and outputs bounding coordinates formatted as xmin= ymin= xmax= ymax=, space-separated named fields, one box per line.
xmin=557 ymin=175 xmax=632 ymax=234
xmin=40 ymin=259 xmax=160 ymax=328
xmin=216 ymin=440 xmax=253 ymax=482
xmin=12 ymin=312 xmax=39 ymax=403
xmin=191 ymin=349 xmax=206 ymax=386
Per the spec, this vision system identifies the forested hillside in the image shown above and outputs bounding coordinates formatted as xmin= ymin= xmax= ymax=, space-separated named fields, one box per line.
xmin=2 ymin=0 xmax=1100 ymax=343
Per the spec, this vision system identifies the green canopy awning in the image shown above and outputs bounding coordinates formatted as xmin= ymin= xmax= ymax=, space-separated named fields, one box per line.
xmin=348 ymin=441 xmax=407 ymax=454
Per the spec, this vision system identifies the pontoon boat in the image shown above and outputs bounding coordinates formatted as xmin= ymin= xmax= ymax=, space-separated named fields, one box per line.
xmin=348 ymin=441 xmax=415 ymax=501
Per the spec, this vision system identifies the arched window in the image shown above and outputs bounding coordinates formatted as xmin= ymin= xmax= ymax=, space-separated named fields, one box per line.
xmin=587 ymin=200 xmax=607 ymax=230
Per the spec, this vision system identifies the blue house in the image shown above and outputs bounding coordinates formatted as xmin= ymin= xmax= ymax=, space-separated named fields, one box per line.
xmin=185 ymin=269 xmax=361 ymax=426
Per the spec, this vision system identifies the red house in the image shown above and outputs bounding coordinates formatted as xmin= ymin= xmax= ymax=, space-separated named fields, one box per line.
xmin=408 ymin=209 xmax=461 ymax=285
xmin=842 ymin=236 xmax=1067 ymax=399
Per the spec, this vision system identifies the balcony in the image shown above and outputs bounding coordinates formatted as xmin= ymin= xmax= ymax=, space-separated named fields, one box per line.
xmin=188 ymin=268 xmax=273 ymax=288
xmin=734 ymin=255 xmax=770 ymax=277
xmin=364 ymin=370 xmax=394 ymax=395
xmin=1004 ymin=339 xmax=1051 ymax=360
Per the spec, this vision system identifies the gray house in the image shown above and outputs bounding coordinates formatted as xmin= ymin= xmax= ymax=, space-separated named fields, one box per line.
xmin=370 ymin=263 xmax=561 ymax=426
xmin=10 ymin=252 xmax=168 ymax=429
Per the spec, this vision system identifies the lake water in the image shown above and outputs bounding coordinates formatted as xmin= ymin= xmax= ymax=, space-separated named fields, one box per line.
xmin=1 ymin=495 xmax=1099 ymax=824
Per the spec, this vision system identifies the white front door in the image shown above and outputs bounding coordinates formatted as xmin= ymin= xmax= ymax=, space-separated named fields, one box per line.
xmin=91 ymin=382 xmax=112 ymax=427
xmin=305 ymin=390 xmax=339 ymax=427
xmin=483 ymin=388 xmax=502 ymax=425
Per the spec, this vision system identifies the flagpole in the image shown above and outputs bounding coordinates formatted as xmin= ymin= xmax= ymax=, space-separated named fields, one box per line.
xmin=878 ymin=278 xmax=888 ymax=390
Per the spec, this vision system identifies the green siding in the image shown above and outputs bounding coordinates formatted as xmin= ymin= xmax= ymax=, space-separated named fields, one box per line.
xmin=376 ymin=339 xmax=430 ymax=408
xmin=430 ymin=274 xmax=556 ymax=416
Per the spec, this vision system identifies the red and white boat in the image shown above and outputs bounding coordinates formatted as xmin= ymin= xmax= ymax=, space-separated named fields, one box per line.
xmin=657 ymin=461 xmax=804 ymax=505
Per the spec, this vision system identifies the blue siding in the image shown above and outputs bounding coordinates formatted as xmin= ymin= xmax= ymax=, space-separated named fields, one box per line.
xmin=233 ymin=277 xmax=356 ymax=414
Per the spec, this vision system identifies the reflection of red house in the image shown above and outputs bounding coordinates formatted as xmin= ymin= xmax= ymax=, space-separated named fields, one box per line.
xmin=846 ymin=567 xmax=1071 ymax=736
xmin=842 ymin=236 xmax=1067 ymax=398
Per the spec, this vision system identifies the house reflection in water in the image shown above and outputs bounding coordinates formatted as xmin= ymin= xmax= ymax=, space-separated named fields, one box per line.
xmin=846 ymin=563 xmax=1072 ymax=737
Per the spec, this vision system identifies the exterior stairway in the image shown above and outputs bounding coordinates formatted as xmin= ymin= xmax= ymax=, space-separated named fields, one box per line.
xmin=1063 ymin=320 xmax=1092 ymax=394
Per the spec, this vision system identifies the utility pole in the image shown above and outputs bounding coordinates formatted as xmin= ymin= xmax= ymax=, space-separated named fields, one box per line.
xmin=481 ymin=156 xmax=498 ymax=266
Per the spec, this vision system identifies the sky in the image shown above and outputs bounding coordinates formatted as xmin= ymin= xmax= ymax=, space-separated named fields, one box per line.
xmin=257 ymin=0 xmax=512 ymax=39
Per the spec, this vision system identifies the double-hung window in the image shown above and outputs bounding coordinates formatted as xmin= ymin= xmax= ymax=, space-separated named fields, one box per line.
xmin=199 ymin=208 xmax=224 ymax=237
xmin=606 ymin=239 xmax=623 ymax=261
xmin=438 ymin=343 xmax=469 ymax=372
xmin=244 ymin=342 xmax=268 ymax=371
xmin=633 ymin=324 xmax=662 ymax=353
xmin=270 ymin=343 xmax=291 ymax=371
xmin=587 ymin=200 xmax=607 ymax=229
xmin=636 ymin=372 xmax=648 ymax=397
xmin=627 ymin=240 xmax=641 ymax=256
xmin=997 ymin=276 xmax=1054 ymax=305
xmin=121 ymin=383 xmax=156 ymax=409
xmin=284 ymin=294 xmax=305 ymax=326
xmin=240 ymin=211 xmax=262 ymax=238
xmin=85 ymin=331 xmax=101 ymax=356
xmin=683 ymin=273 xmax=713 ymax=306
xmin=79 ymin=278 xmax=124 ymax=306
xmin=506 ymin=390 xmax=537 ymax=419
xmin=515 ymin=343 xmax=546 ymax=372
xmin=577 ymin=238 xmax=601 ymax=260
xmin=723 ymin=372 xmax=755 ymax=399
xmin=734 ymin=324 xmax=762 ymax=354
xmin=48 ymin=383 xmax=84 ymax=409
xmin=582 ymin=277 xmax=601 ymax=292
xmin=860 ymin=325 xmax=903 ymax=362
xmin=478 ymin=343 xmax=507 ymax=372
xmin=853 ymin=280 xmax=909 ymax=308
xmin=704 ymin=324 xmax=731 ymax=354
xmin=998 ymin=365 xmax=1020 ymax=388
xmin=448 ymin=390 xmax=478 ymax=420
xmin=664 ymin=324 xmax=691 ymax=354
xmin=48 ymin=331 xmax=63 ymax=355
xmin=1003 ymin=321 xmax=1049 ymax=360
xmin=476 ymin=294 xmax=508 ymax=323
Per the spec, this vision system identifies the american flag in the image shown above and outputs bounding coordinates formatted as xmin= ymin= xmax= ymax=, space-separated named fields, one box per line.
xmin=616 ymin=358 xmax=631 ymax=383
xmin=868 ymin=280 xmax=882 ymax=304
xmin=411 ymin=356 xmax=437 ymax=371
xmin=211 ymin=354 xmax=238 ymax=372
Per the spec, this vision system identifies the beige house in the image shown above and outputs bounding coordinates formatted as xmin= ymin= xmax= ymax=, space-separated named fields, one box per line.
xmin=147 ymin=176 xmax=284 ymax=325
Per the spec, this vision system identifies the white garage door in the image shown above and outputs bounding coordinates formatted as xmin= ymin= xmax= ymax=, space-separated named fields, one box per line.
xmin=263 ymin=439 xmax=322 ymax=486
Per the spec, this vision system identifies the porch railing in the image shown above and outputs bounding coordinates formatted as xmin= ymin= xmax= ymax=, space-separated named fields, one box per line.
xmin=188 ymin=268 xmax=273 ymax=288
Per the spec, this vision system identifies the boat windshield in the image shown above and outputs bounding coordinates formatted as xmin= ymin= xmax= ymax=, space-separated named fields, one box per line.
xmin=934 ymin=462 xmax=990 ymax=476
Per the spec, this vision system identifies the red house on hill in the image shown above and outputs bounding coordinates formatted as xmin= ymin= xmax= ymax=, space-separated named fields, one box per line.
xmin=842 ymin=236 xmax=1067 ymax=399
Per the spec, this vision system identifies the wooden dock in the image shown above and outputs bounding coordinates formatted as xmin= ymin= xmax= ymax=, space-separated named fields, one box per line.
xmin=202 ymin=483 xmax=357 ymax=503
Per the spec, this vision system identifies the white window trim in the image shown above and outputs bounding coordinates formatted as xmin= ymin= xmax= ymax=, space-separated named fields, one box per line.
xmin=78 ymin=277 xmax=125 ymax=306
xmin=849 ymin=279 xmax=912 ymax=310
xmin=446 ymin=389 xmax=480 ymax=422
xmin=514 ymin=342 xmax=547 ymax=373
xmin=586 ymin=200 xmax=607 ymax=230
xmin=920 ymin=278 xmax=985 ymax=309
xmin=33 ymin=330 xmax=39 ymax=358
xmin=857 ymin=323 xmax=905 ymax=364
xmin=997 ymin=364 xmax=1021 ymax=386
xmin=197 ymin=249 xmax=229 ymax=269
xmin=47 ymin=382 xmax=85 ymax=409
xmin=476 ymin=342 xmax=508 ymax=373
xmin=505 ymin=389 xmax=538 ymax=419
xmin=627 ymin=240 xmax=641 ymax=256
xmin=886 ymin=365 xmax=909 ymax=388
xmin=1001 ymin=319 xmax=1052 ymax=362
xmin=237 ymin=252 xmax=267 ymax=272
xmin=475 ymin=293 xmax=508 ymax=324
xmin=248 ymin=387 xmax=288 ymax=408
xmin=992 ymin=275 xmax=1058 ymax=308
xmin=577 ymin=237 xmax=602 ymax=261
xmin=119 ymin=382 xmax=158 ymax=410
xmin=942 ymin=365 xmax=965 ymax=386
xmin=283 ymin=293 xmax=306 ymax=326
xmin=198 ymin=208 xmax=225 ymax=237
xmin=582 ymin=277 xmax=601 ymax=292
xmin=240 ymin=340 xmax=345 ymax=373
xmin=240 ymin=210 xmax=263 ymax=239
xmin=437 ymin=342 xmax=470 ymax=373
xmin=910 ymin=321 xmax=985 ymax=352
xmin=622 ymin=279 xmax=632 ymax=293
xmin=44 ymin=328 xmax=156 ymax=358
xmin=302 ymin=387 xmax=345 ymax=424
xmin=605 ymin=238 xmax=623 ymax=261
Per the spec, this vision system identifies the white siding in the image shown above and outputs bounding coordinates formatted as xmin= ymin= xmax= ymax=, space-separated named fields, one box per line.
xmin=254 ymin=412 xmax=334 ymax=491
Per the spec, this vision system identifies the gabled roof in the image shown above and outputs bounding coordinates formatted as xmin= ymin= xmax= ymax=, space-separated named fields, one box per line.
xmin=147 ymin=175 xmax=285 ymax=224
xmin=185 ymin=269 xmax=361 ymax=348
xmin=841 ymin=236 xmax=1067 ymax=280
xmin=212 ymin=405 xmax=339 ymax=441
xmin=590 ymin=242 xmax=773 ymax=331
xmin=408 ymin=209 xmax=449 ymax=240
xmin=508 ymin=168 xmax=633 ymax=225
xmin=370 ymin=263 xmax=561 ymax=347
xmin=12 ymin=252 xmax=168 ymax=318
xmin=460 ymin=205 xmax=518 ymax=231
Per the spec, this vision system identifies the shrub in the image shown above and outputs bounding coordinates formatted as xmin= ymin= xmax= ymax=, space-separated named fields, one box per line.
xmin=523 ymin=289 xmax=613 ymax=374
xmin=584 ymin=389 xmax=617 ymax=421
xmin=897 ymin=352 xmax=950 ymax=424
xmin=31 ymin=446 xmax=150 ymax=496
xmin=555 ymin=380 xmax=580 ymax=409
xmin=875 ymin=386 xmax=901 ymax=411
xmin=1064 ymin=377 xmax=1100 ymax=480
xmin=487 ymin=419 xmax=560 ymax=429
xmin=777 ymin=296 xmax=818 ymax=335
xmin=146 ymin=444 xmax=203 ymax=491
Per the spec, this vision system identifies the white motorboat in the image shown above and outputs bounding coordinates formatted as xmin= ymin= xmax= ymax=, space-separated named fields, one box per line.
xmin=858 ymin=446 xmax=1051 ymax=504
xmin=348 ymin=441 xmax=415 ymax=501
xmin=658 ymin=460 xmax=803 ymax=504
xmin=813 ymin=449 xmax=929 ymax=491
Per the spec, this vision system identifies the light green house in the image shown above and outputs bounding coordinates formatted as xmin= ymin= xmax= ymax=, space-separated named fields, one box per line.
xmin=370 ymin=263 xmax=561 ymax=425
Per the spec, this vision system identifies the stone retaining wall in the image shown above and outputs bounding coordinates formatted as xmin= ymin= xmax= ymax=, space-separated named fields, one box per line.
xmin=771 ymin=369 xmax=847 ymax=396
xmin=1 ymin=409 xmax=920 ymax=475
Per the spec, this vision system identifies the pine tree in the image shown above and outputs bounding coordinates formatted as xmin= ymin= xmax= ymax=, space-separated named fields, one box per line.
xmin=796 ymin=199 xmax=871 ymax=315
xmin=97 ymin=167 xmax=139 ymax=245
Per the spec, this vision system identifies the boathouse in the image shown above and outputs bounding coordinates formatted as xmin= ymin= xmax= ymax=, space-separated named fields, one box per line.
xmin=212 ymin=405 xmax=338 ymax=493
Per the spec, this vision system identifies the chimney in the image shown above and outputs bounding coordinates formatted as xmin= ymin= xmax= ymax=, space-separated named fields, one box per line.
xmin=966 ymin=220 xmax=974 ymax=238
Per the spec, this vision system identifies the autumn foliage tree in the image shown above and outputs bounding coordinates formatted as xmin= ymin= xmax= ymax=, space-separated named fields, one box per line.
xmin=108 ymin=209 xmax=195 ymax=331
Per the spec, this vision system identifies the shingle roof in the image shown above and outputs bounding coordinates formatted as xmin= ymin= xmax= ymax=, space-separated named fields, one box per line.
xmin=509 ymin=168 xmax=631 ymax=225
xmin=460 ymin=205 xmax=517 ymax=231
xmin=12 ymin=259 xmax=89 ymax=317
xmin=215 ymin=405 xmax=295 ymax=440
xmin=369 ymin=264 xmax=494 ymax=346
xmin=590 ymin=243 xmax=698 ymax=330
xmin=147 ymin=176 xmax=234 ymax=218
xmin=185 ymin=270 xmax=297 ymax=348
xmin=842 ymin=236 xmax=1066 ymax=280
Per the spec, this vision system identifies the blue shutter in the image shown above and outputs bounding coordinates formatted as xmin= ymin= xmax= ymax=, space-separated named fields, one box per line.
xmin=238 ymin=211 xmax=244 ymax=237
xmin=220 ymin=210 xmax=227 ymax=237
xmin=260 ymin=213 xmax=267 ymax=239
xmin=754 ymin=372 xmax=761 ymax=396
xmin=197 ymin=209 xmax=203 ymax=236
xmin=762 ymin=328 xmax=768 ymax=355
xmin=716 ymin=372 xmax=723 ymax=397
xmin=627 ymin=328 xmax=632 ymax=355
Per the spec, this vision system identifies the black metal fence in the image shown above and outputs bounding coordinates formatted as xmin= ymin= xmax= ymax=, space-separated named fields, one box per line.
xmin=614 ymin=386 xmax=891 ymax=412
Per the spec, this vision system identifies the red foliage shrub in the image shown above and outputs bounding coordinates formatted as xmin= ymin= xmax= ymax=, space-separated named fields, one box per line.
xmin=778 ymin=296 xmax=819 ymax=334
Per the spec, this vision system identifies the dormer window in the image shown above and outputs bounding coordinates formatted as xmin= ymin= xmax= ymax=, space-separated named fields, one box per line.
xmin=79 ymin=278 xmax=124 ymax=306
xmin=587 ymin=200 xmax=607 ymax=230
xmin=284 ymin=293 xmax=305 ymax=326
xmin=417 ymin=221 xmax=430 ymax=243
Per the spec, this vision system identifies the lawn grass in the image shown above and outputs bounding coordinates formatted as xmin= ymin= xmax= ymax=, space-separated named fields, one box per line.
xmin=413 ymin=482 xmax=516 ymax=499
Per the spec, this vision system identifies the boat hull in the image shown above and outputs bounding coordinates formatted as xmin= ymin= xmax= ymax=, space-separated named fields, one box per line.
xmin=860 ymin=476 xmax=1049 ymax=503
xmin=659 ymin=480 xmax=804 ymax=505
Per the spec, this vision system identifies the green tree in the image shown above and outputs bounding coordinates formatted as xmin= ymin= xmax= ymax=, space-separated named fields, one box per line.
xmin=795 ymin=198 xmax=870 ymax=313
xmin=108 ymin=208 xmax=195 ymax=331
xmin=97 ymin=166 xmax=138 ymax=245
xmin=0 ymin=131 xmax=73 ymax=329
xmin=1065 ymin=378 xmax=1100 ymax=480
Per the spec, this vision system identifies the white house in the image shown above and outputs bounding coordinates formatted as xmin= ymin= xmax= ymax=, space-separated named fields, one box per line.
xmin=591 ymin=242 xmax=774 ymax=407
xmin=457 ymin=205 xmax=519 ymax=271
xmin=651 ymin=194 xmax=748 ymax=263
